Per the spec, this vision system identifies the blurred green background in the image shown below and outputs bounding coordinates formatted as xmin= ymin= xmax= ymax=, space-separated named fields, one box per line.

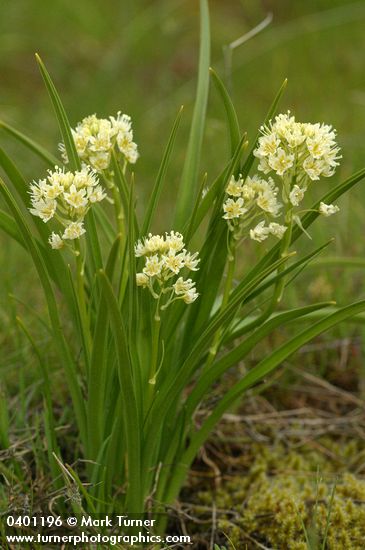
xmin=1 ymin=0 xmax=365 ymax=365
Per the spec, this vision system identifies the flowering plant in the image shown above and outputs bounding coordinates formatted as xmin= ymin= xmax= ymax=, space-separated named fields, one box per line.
xmin=1 ymin=1 xmax=365 ymax=535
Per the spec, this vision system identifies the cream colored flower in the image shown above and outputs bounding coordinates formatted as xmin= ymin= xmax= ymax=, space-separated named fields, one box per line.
xmin=134 ymin=240 xmax=147 ymax=257
xmin=29 ymin=165 xmax=106 ymax=247
xmin=173 ymin=277 xmax=195 ymax=295
xmin=145 ymin=234 xmax=166 ymax=253
xmin=63 ymin=221 xmax=86 ymax=240
xmin=64 ymin=185 xmax=88 ymax=209
xmin=143 ymin=255 xmax=163 ymax=277
xmin=183 ymin=251 xmax=200 ymax=271
xmin=289 ymin=185 xmax=305 ymax=206
xmin=250 ymin=221 xmax=270 ymax=242
xmin=165 ymin=231 xmax=184 ymax=253
xmin=223 ymin=198 xmax=247 ymax=220
xmin=135 ymin=231 xmax=199 ymax=307
xmin=87 ymin=185 xmax=107 ymax=203
xmin=255 ymin=133 xmax=279 ymax=157
xmin=303 ymin=156 xmax=323 ymax=180
xmin=163 ymin=252 xmax=185 ymax=274
xmin=183 ymin=288 xmax=199 ymax=304
xmin=226 ymin=175 xmax=243 ymax=197
xmin=61 ymin=111 xmax=138 ymax=171
xmin=136 ymin=272 xmax=149 ymax=287
xmin=256 ymin=191 xmax=281 ymax=216
xmin=268 ymin=222 xmax=287 ymax=239
xmin=48 ymin=232 xmax=64 ymax=250
xmin=268 ymin=147 xmax=294 ymax=176
xmin=89 ymin=152 xmax=111 ymax=171
xmin=319 ymin=202 xmax=340 ymax=216
xmin=30 ymin=199 xmax=56 ymax=223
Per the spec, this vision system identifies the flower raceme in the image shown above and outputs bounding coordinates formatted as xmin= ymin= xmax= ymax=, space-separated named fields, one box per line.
xmin=223 ymin=112 xmax=341 ymax=243
xmin=223 ymin=174 xmax=287 ymax=242
xmin=135 ymin=231 xmax=200 ymax=307
xmin=254 ymin=111 xmax=341 ymax=181
xmin=29 ymin=165 xmax=106 ymax=249
xmin=59 ymin=112 xmax=138 ymax=171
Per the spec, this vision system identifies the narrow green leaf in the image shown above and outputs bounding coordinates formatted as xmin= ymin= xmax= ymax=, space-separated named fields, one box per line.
xmin=236 ymin=168 xmax=365 ymax=300
xmin=143 ymin=253 xmax=291 ymax=465
xmin=37 ymin=54 xmax=103 ymax=272
xmin=165 ymin=299 xmax=365 ymax=504
xmin=174 ymin=0 xmax=210 ymax=228
xmin=0 ymin=147 xmax=78 ymax=305
xmin=0 ymin=209 xmax=24 ymax=247
xmin=87 ymin=291 xmax=109 ymax=460
xmin=241 ymin=78 xmax=287 ymax=178
xmin=35 ymin=54 xmax=81 ymax=171
xmin=209 ymin=67 xmax=240 ymax=156
xmin=98 ymin=271 xmax=142 ymax=513
xmin=0 ymin=176 xmax=87 ymax=446
xmin=142 ymin=106 xmax=183 ymax=235
xmin=185 ymin=302 xmax=334 ymax=416
xmin=312 ymin=256 xmax=365 ymax=269
xmin=0 ymin=146 xmax=30 ymax=205
xmin=185 ymin=134 xmax=246 ymax=242
xmin=0 ymin=120 xmax=59 ymax=166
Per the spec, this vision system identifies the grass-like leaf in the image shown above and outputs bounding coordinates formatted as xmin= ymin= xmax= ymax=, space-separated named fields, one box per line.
xmin=35 ymin=54 xmax=81 ymax=171
xmin=0 ymin=120 xmax=59 ymax=166
xmin=163 ymin=299 xmax=365 ymax=504
xmin=174 ymin=0 xmax=210 ymax=229
xmin=142 ymin=106 xmax=183 ymax=235
xmin=210 ymin=67 xmax=240 ymax=156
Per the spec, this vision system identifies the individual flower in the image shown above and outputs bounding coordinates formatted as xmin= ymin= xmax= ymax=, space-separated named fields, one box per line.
xmin=226 ymin=175 xmax=243 ymax=197
xmin=63 ymin=221 xmax=86 ymax=240
xmin=29 ymin=165 xmax=106 ymax=249
xmin=268 ymin=222 xmax=287 ymax=239
xmin=136 ymin=273 xmax=149 ymax=287
xmin=64 ymin=185 xmax=88 ymax=209
xmin=289 ymin=185 xmax=305 ymax=207
xmin=319 ymin=202 xmax=340 ymax=217
xmin=59 ymin=111 xmax=139 ymax=171
xmin=143 ymin=255 xmax=164 ymax=277
xmin=250 ymin=221 xmax=271 ymax=242
xmin=267 ymin=147 xmax=294 ymax=176
xmin=30 ymin=199 xmax=57 ymax=223
xmin=223 ymin=198 xmax=247 ymax=220
xmin=135 ymin=231 xmax=199 ymax=307
xmin=48 ymin=232 xmax=64 ymax=250
xmin=182 ymin=288 xmax=199 ymax=304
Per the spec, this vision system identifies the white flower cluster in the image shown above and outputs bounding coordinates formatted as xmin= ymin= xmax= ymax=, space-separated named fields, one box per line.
xmin=29 ymin=165 xmax=106 ymax=249
xmin=60 ymin=112 xmax=138 ymax=171
xmin=223 ymin=113 xmax=341 ymax=243
xmin=223 ymin=174 xmax=287 ymax=243
xmin=254 ymin=112 xmax=341 ymax=183
xmin=135 ymin=231 xmax=200 ymax=305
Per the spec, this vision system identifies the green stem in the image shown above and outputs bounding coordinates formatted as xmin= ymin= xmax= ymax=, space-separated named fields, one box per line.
xmin=204 ymin=243 xmax=236 ymax=370
xmin=146 ymin=304 xmax=161 ymax=409
xmin=74 ymin=240 xmax=92 ymax=367
xmin=111 ymin=183 xmax=125 ymax=239
xmin=239 ymin=207 xmax=294 ymax=335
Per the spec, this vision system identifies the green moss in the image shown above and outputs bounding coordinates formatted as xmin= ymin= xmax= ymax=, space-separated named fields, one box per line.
xmin=196 ymin=441 xmax=365 ymax=549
